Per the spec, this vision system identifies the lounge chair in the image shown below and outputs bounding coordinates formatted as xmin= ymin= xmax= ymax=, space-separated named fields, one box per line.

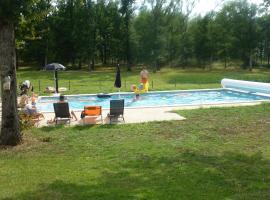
xmin=53 ymin=102 xmax=72 ymax=125
xmin=45 ymin=86 xmax=55 ymax=93
xmin=107 ymin=99 xmax=125 ymax=124
xmin=81 ymin=106 xmax=103 ymax=124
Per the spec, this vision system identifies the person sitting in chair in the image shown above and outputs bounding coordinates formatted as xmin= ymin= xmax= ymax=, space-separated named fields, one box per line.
xmin=57 ymin=95 xmax=77 ymax=121
xmin=47 ymin=95 xmax=78 ymax=124
xmin=18 ymin=92 xmax=29 ymax=108
xmin=23 ymin=103 xmax=44 ymax=119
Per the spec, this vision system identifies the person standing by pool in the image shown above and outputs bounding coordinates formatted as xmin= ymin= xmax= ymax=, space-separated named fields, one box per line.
xmin=19 ymin=80 xmax=33 ymax=96
xmin=131 ymin=69 xmax=149 ymax=98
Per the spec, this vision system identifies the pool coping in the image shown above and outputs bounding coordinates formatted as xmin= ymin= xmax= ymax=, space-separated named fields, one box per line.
xmin=37 ymin=88 xmax=270 ymax=113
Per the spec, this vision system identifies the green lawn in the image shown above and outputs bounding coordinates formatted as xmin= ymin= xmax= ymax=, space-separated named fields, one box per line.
xmin=1 ymin=104 xmax=270 ymax=199
xmin=1 ymin=68 xmax=270 ymax=199
xmin=17 ymin=67 xmax=270 ymax=95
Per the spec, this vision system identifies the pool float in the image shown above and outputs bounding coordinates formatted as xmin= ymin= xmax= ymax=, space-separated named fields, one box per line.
xmin=131 ymin=69 xmax=149 ymax=94
xmin=97 ymin=93 xmax=111 ymax=98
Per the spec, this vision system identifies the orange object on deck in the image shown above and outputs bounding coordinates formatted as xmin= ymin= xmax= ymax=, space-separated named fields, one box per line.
xmin=81 ymin=106 xmax=103 ymax=124
xmin=84 ymin=106 xmax=102 ymax=116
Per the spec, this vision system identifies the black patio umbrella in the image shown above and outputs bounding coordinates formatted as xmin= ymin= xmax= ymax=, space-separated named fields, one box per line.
xmin=44 ymin=63 xmax=66 ymax=93
xmin=114 ymin=64 xmax=121 ymax=90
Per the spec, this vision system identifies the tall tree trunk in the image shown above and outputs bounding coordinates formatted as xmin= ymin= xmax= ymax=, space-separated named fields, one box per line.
xmin=78 ymin=59 xmax=82 ymax=70
xmin=16 ymin=48 xmax=19 ymax=70
xmin=44 ymin=54 xmax=48 ymax=67
xmin=126 ymin=20 xmax=131 ymax=72
xmin=0 ymin=20 xmax=21 ymax=146
xmin=249 ymin=53 xmax=253 ymax=71
xmin=44 ymin=36 xmax=48 ymax=67
xmin=103 ymin=43 xmax=107 ymax=65
xmin=88 ymin=58 xmax=92 ymax=72
xmin=91 ymin=57 xmax=95 ymax=71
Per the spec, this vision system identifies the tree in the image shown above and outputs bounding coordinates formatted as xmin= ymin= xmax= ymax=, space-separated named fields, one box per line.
xmin=263 ymin=0 xmax=270 ymax=7
xmin=173 ymin=0 xmax=197 ymax=67
xmin=120 ymin=0 xmax=135 ymax=71
xmin=214 ymin=8 xmax=236 ymax=68
xmin=0 ymin=0 xmax=30 ymax=145
xmin=216 ymin=0 xmax=259 ymax=70
xmin=146 ymin=0 xmax=167 ymax=72
xmin=258 ymin=14 xmax=270 ymax=66
xmin=16 ymin=0 xmax=53 ymax=67
xmin=189 ymin=15 xmax=212 ymax=68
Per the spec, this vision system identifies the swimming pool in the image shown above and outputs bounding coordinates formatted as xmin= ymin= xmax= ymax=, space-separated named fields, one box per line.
xmin=37 ymin=89 xmax=270 ymax=112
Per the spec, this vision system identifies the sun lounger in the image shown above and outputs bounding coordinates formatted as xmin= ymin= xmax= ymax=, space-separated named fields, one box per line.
xmin=53 ymin=102 xmax=72 ymax=125
xmin=81 ymin=106 xmax=103 ymax=124
xmin=45 ymin=86 xmax=55 ymax=93
xmin=107 ymin=99 xmax=125 ymax=124
xmin=45 ymin=87 xmax=67 ymax=93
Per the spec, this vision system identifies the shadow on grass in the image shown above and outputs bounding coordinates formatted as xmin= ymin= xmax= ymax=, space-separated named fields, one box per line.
xmin=39 ymin=125 xmax=65 ymax=133
xmin=72 ymin=124 xmax=99 ymax=131
xmin=71 ymin=123 xmax=120 ymax=131
xmin=39 ymin=124 xmax=122 ymax=133
xmin=4 ymin=151 xmax=270 ymax=200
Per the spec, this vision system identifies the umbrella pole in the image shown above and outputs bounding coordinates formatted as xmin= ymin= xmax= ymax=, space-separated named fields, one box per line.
xmin=55 ymin=70 xmax=59 ymax=93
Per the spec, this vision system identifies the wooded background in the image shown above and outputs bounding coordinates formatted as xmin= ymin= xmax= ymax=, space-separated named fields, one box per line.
xmin=11 ymin=0 xmax=270 ymax=71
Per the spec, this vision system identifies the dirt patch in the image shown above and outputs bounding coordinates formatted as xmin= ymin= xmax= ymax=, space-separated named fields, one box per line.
xmin=0 ymin=134 xmax=51 ymax=152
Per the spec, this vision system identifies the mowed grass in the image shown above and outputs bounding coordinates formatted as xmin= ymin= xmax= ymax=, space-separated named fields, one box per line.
xmin=1 ymin=103 xmax=270 ymax=199
xmin=17 ymin=67 xmax=270 ymax=95
xmin=1 ymin=68 xmax=270 ymax=199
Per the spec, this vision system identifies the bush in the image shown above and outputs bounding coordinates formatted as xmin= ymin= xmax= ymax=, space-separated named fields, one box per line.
xmin=18 ymin=111 xmax=36 ymax=130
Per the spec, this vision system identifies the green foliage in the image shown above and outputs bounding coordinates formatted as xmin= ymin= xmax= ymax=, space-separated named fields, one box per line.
xmin=18 ymin=111 xmax=36 ymax=130
xmin=14 ymin=0 xmax=270 ymax=69
xmin=264 ymin=0 xmax=270 ymax=7
xmin=0 ymin=0 xmax=27 ymax=21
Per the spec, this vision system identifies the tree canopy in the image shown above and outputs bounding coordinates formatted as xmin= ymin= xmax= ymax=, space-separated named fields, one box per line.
xmin=11 ymin=0 xmax=270 ymax=70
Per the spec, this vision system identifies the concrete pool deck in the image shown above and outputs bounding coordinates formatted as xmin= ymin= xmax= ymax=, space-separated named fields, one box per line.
xmin=0 ymin=100 xmax=268 ymax=127
xmin=37 ymin=107 xmax=186 ymax=126
xmin=35 ymin=101 xmax=266 ymax=127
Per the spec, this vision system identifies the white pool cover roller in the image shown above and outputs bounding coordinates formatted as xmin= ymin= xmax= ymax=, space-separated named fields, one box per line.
xmin=221 ymin=78 xmax=270 ymax=94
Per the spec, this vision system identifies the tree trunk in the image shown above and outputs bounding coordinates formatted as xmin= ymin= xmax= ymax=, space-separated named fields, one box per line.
xmin=104 ymin=43 xmax=107 ymax=65
xmin=249 ymin=53 xmax=253 ymax=71
xmin=78 ymin=59 xmax=82 ymax=70
xmin=0 ymin=20 xmax=21 ymax=146
xmin=44 ymin=54 xmax=48 ymax=67
xmin=91 ymin=57 xmax=95 ymax=71
xmin=88 ymin=59 xmax=92 ymax=72
xmin=16 ymin=48 xmax=19 ymax=70
xmin=126 ymin=23 xmax=131 ymax=72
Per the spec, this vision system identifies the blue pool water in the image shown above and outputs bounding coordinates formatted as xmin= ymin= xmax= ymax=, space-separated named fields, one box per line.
xmin=37 ymin=89 xmax=270 ymax=112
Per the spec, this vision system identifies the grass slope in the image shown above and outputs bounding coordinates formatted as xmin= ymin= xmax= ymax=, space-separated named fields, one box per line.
xmin=17 ymin=68 xmax=270 ymax=95
xmin=1 ymin=103 xmax=270 ymax=199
